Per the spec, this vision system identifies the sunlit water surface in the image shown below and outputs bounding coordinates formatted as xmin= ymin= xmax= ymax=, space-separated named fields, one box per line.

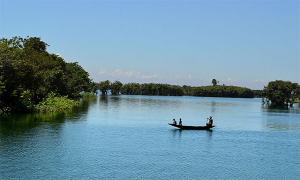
xmin=1 ymin=96 xmax=300 ymax=179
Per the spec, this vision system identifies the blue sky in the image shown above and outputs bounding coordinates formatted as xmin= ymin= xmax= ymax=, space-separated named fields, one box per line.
xmin=1 ymin=0 xmax=299 ymax=89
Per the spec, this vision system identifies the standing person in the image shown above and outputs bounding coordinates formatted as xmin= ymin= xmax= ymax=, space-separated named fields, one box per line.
xmin=173 ymin=119 xmax=177 ymax=125
xmin=179 ymin=118 xmax=182 ymax=126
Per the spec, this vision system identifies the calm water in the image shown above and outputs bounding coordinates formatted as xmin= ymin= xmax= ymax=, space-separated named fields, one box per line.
xmin=1 ymin=96 xmax=300 ymax=179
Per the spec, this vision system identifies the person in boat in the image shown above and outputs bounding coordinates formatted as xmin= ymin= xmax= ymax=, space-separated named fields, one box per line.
xmin=173 ymin=118 xmax=177 ymax=125
xmin=206 ymin=116 xmax=213 ymax=127
xmin=179 ymin=118 xmax=182 ymax=126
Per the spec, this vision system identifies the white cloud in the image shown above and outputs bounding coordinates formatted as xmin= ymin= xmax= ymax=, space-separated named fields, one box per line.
xmin=227 ymin=78 xmax=238 ymax=82
xmin=98 ymin=69 xmax=158 ymax=80
xmin=98 ymin=69 xmax=106 ymax=75
xmin=125 ymin=71 xmax=140 ymax=77
xmin=140 ymin=74 xmax=158 ymax=79
xmin=187 ymin=75 xmax=192 ymax=79
xmin=110 ymin=69 xmax=124 ymax=76
xmin=255 ymin=79 xmax=265 ymax=82
xmin=175 ymin=75 xmax=181 ymax=79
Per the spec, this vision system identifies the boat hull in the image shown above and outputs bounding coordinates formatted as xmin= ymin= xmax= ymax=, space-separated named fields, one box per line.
xmin=168 ymin=123 xmax=215 ymax=130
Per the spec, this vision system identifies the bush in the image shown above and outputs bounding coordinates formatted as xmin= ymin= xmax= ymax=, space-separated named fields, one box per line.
xmin=80 ymin=92 xmax=96 ymax=98
xmin=35 ymin=92 xmax=79 ymax=112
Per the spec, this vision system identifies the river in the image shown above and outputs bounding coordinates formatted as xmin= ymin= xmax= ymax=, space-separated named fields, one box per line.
xmin=1 ymin=95 xmax=299 ymax=179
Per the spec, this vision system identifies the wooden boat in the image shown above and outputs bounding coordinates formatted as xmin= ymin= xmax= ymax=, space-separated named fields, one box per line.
xmin=168 ymin=123 xmax=215 ymax=130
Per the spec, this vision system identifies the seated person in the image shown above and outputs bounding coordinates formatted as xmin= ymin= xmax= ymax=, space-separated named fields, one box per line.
xmin=173 ymin=119 xmax=177 ymax=125
xmin=206 ymin=116 xmax=213 ymax=127
xmin=179 ymin=118 xmax=182 ymax=126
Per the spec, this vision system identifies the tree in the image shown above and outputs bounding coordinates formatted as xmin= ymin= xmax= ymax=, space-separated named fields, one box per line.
xmin=263 ymin=80 xmax=299 ymax=106
xmin=0 ymin=36 xmax=93 ymax=113
xmin=289 ymin=83 xmax=300 ymax=106
xmin=89 ymin=81 xmax=99 ymax=95
xmin=212 ymin=79 xmax=218 ymax=86
xmin=65 ymin=62 xmax=91 ymax=97
xmin=99 ymin=80 xmax=110 ymax=95
xmin=23 ymin=37 xmax=48 ymax=53
xmin=110 ymin=80 xmax=123 ymax=95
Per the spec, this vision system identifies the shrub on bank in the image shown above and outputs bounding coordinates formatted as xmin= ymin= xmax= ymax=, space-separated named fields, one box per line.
xmin=80 ymin=92 xmax=96 ymax=98
xmin=35 ymin=92 xmax=79 ymax=112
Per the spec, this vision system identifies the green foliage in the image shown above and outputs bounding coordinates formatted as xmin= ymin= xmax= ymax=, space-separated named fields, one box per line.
xmin=253 ymin=90 xmax=263 ymax=98
xmin=65 ymin=62 xmax=91 ymax=97
xmin=35 ymin=92 xmax=79 ymax=112
xmin=212 ymin=79 xmax=218 ymax=86
xmin=189 ymin=85 xmax=254 ymax=98
xmin=99 ymin=80 xmax=110 ymax=95
xmin=110 ymin=80 xmax=123 ymax=95
xmin=0 ymin=36 xmax=92 ymax=113
xmin=0 ymin=81 xmax=4 ymax=99
xmin=19 ymin=90 xmax=35 ymax=111
xmin=263 ymin=80 xmax=300 ymax=106
xmin=120 ymin=83 xmax=140 ymax=95
xmin=97 ymin=80 xmax=252 ymax=98
xmin=23 ymin=37 xmax=48 ymax=52
xmin=183 ymin=85 xmax=192 ymax=96
xmin=89 ymin=81 xmax=99 ymax=95
xmin=80 ymin=92 xmax=96 ymax=98
xmin=120 ymin=83 xmax=184 ymax=96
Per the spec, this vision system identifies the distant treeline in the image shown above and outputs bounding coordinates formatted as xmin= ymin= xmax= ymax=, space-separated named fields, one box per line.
xmin=98 ymin=80 xmax=258 ymax=98
xmin=183 ymin=85 xmax=255 ymax=98
xmin=121 ymin=83 xmax=184 ymax=96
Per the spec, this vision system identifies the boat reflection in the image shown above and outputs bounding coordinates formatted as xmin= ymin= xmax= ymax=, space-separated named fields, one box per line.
xmin=170 ymin=128 xmax=214 ymax=139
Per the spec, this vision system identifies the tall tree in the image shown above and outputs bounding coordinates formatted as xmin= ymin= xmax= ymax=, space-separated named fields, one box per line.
xmin=212 ymin=79 xmax=218 ymax=86
xmin=99 ymin=80 xmax=110 ymax=95
xmin=65 ymin=62 xmax=91 ymax=97
xmin=110 ymin=80 xmax=123 ymax=95
xmin=89 ymin=81 xmax=99 ymax=95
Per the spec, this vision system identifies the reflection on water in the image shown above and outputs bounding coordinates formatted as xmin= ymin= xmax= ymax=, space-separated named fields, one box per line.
xmin=0 ymin=98 xmax=98 ymax=137
xmin=210 ymin=101 xmax=217 ymax=114
xmin=99 ymin=95 xmax=108 ymax=105
xmin=261 ymin=103 xmax=300 ymax=114
xmin=206 ymin=129 xmax=213 ymax=139
xmin=171 ymin=129 xmax=182 ymax=138
xmin=261 ymin=104 xmax=300 ymax=131
xmin=171 ymin=128 xmax=214 ymax=140
xmin=0 ymin=112 xmax=66 ymax=140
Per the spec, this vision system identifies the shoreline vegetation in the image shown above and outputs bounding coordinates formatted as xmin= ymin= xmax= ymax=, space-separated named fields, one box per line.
xmin=1 ymin=36 xmax=299 ymax=114
xmin=0 ymin=36 xmax=91 ymax=114
xmin=107 ymin=81 xmax=256 ymax=98
xmin=35 ymin=92 xmax=79 ymax=112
